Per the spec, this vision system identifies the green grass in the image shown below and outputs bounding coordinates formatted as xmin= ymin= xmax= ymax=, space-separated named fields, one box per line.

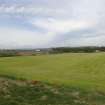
xmin=1 ymin=53 xmax=105 ymax=104
xmin=1 ymin=76 xmax=105 ymax=105
xmin=0 ymin=53 xmax=105 ymax=90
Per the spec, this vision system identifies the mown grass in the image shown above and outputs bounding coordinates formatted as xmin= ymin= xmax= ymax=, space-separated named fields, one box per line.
xmin=0 ymin=53 xmax=105 ymax=89
xmin=0 ymin=53 xmax=105 ymax=104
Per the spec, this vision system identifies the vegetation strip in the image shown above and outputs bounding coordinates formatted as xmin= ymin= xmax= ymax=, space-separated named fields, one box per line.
xmin=0 ymin=76 xmax=105 ymax=105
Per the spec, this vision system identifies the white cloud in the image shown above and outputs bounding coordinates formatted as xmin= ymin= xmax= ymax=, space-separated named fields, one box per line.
xmin=0 ymin=5 xmax=66 ymax=17
xmin=0 ymin=0 xmax=105 ymax=48
xmin=32 ymin=18 xmax=95 ymax=33
xmin=57 ymin=34 xmax=105 ymax=47
xmin=0 ymin=27 xmax=56 ymax=48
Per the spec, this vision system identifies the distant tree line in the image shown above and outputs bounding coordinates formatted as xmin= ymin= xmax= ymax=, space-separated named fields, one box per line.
xmin=0 ymin=46 xmax=105 ymax=57
xmin=50 ymin=47 xmax=105 ymax=53
xmin=0 ymin=50 xmax=19 ymax=57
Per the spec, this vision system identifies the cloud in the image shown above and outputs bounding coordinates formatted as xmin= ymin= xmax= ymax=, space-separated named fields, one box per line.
xmin=32 ymin=18 xmax=95 ymax=33
xmin=64 ymin=35 xmax=105 ymax=47
xmin=0 ymin=0 xmax=105 ymax=48
xmin=0 ymin=4 xmax=66 ymax=17
xmin=0 ymin=27 xmax=55 ymax=49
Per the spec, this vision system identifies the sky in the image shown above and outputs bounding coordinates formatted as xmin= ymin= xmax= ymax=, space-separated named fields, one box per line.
xmin=0 ymin=0 xmax=105 ymax=49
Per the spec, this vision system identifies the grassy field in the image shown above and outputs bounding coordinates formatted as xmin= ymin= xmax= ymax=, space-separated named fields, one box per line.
xmin=0 ymin=53 xmax=105 ymax=105
xmin=0 ymin=53 xmax=105 ymax=89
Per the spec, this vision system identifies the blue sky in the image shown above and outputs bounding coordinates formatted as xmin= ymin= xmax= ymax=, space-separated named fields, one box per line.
xmin=0 ymin=0 xmax=105 ymax=49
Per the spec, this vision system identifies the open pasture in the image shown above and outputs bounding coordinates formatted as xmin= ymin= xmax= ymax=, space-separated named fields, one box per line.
xmin=0 ymin=53 xmax=105 ymax=90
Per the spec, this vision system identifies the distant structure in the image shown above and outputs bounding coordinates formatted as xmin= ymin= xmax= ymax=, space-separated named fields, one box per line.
xmin=95 ymin=50 xmax=100 ymax=53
